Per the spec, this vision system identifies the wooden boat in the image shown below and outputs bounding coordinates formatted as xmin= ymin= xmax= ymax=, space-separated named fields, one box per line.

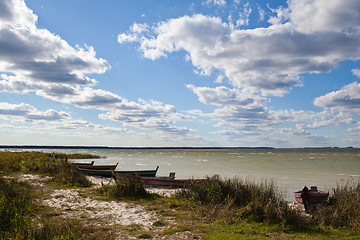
xmin=138 ymin=175 xmax=193 ymax=188
xmin=71 ymin=161 xmax=94 ymax=167
xmin=113 ymin=172 xmax=216 ymax=188
xmin=79 ymin=166 xmax=159 ymax=178
xmin=294 ymin=186 xmax=329 ymax=204
xmin=75 ymin=162 xmax=118 ymax=170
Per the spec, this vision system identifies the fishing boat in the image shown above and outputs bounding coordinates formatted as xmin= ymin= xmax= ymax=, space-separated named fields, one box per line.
xmin=137 ymin=175 xmax=193 ymax=188
xmin=113 ymin=172 xmax=217 ymax=188
xmin=79 ymin=166 xmax=159 ymax=178
xmin=71 ymin=161 xmax=95 ymax=167
xmin=75 ymin=162 xmax=118 ymax=170
xmin=294 ymin=186 xmax=329 ymax=204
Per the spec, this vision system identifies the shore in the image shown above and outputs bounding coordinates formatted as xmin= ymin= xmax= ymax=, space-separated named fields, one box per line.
xmin=14 ymin=174 xmax=194 ymax=239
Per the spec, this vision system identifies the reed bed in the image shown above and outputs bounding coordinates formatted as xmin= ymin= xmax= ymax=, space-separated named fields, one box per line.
xmin=0 ymin=176 xmax=90 ymax=239
xmin=0 ymin=151 xmax=91 ymax=187
xmin=97 ymin=176 xmax=151 ymax=199
xmin=313 ymin=181 xmax=360 ymax=232
xmin=0 ymin=151 xmax=104 ymax=239
xmin=177 ymin=177 xmax=307 ymax=227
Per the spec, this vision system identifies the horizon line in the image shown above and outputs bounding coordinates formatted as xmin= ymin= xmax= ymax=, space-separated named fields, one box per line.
xmin=0 ymin=145 xmax=357 ymax=150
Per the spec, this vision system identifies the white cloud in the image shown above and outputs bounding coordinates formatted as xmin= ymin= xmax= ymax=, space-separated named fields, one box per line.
xmin=203 ymin=0 xmax=226 ymax=7
xmin=257 ymin=4 xmax=265 ymax=22
xmin=352 ymin=69 xmax=360 ymax=78
xmin=0 ymin=102 xmax=70 ymax=122
xmin=118 ymin=0 xmax=360 ymax=96
xmin=236 ymin=3 xmax=252 ymax=26
xmin=314 ymin=82 xmax=360 ymax=114
xmin=0 ymin=0 xmax=197 ymax=138
xmin=187 ymin=84 xmax=267 ymax=107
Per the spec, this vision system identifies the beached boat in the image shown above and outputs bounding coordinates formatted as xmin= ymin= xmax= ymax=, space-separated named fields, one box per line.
xmin=71 ymin=161 xmax=95 ymax=167
xmin=113 ymin=171 xmax=216 ymax=188
xmin=137 ymin=175 xmax=193 ymax=188
xmin=75 ymin=162 xmax=118 ymax=170
xmin=79 ymin=166 xmax=159 ymax=178
xmin=294 ymin=186 xmax=329 ymax=204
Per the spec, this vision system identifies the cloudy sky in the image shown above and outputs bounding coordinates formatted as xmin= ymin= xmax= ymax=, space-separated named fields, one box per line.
xmin=0 ymin=0 xmax=360 ymax=147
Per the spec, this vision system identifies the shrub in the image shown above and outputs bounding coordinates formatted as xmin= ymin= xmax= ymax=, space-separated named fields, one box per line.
xmin=177 ymin=177 xmax=306 ymax=227
xmin=313 ymin=181 xmax=360 ymax=232
xmin=98 ymin=176 xmax=150 ymax=199
xmin=0 ymin=176 xmax=33 ymax=238
xmin=0 ymin=151 xmax=92 ymax=187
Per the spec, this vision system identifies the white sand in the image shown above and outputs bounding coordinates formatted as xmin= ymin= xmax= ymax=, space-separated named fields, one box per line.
xmin=42 ymin=188 xmax=157 ymax=229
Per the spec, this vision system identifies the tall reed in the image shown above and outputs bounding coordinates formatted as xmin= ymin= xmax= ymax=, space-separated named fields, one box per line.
xmin=178 ymin=177 xmax=306 ymax=227
xmin=97 ymin=176 xmax=150 ymax=199
xmin=0 ymin=151 xmax=91 ymax=187
xmin=313 ymin=181 xmax=360 ymax=232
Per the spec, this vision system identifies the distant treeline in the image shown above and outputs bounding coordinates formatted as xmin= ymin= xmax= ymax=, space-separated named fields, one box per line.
xmin=0 ymin=145 xmax=357 ymax=150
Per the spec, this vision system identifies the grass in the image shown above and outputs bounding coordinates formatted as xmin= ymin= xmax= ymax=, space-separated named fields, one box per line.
xmin=177 ymin=177 xmax=307 ymax=228
xmin=0 ymin=151 xmax=93 ymax=187
xmin=1 ymin=151 xmax=359 ymax=239
xmin=0 ymin=151 xmax=102 ymax=239
xmin=313 ymin=181 xmax=360 ymax=232
xmin=96 ymin=175 xmax=152 ymax=200
xmin=0 ymin=175 xmax=97 ymax=239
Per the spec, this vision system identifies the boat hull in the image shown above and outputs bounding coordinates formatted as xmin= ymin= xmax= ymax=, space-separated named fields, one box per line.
xmin=79 ymin=166 xmax=159 ymax=178
xmin=294 ymin=191 xmax=329 ymax=204
xmin=75 ymin=162 xmax=118 ymax=170
xmin=140 ymin=177 xmax=193 ymax=188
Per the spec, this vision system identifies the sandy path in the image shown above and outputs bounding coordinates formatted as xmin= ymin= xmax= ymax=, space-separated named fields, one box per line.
xmin=14 ymin=174 xmax=196 ymax=239
xmin=42 ymin=188 xmax=157 ymax=228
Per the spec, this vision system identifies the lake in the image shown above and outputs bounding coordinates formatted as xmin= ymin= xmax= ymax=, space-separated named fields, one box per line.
xmin=3 ymin=147 xmax=360 ymax=201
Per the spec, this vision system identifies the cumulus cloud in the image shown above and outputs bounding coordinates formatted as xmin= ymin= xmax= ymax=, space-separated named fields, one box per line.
xmin=0 ymin=0 xmax=195 ymax=138
xmin=314 ymin=82 xmax=360 ymax=114
xmin=187 ymin=84 xmax=354 ymax=142
xmin=118 ymin=0 xmax=360 ymax=96
xmin=0 ymin=2 xmax=110 ymax=87
xmin=0 ymin=102 xmax=70 ymax=122
xmin=99 ymin=99 xmax=194 ymax=136
xmin=187 ymin=84 xmax=268 ymax=107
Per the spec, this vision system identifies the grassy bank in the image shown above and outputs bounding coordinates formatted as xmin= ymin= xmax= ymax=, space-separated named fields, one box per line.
xmin=0 ymin=151 xmax=98 ymax=239
xmin=0 ymin=151 xmax=359 ymax=239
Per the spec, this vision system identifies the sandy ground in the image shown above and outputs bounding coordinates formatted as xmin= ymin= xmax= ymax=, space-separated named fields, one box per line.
xmin=16 ymin=174 xmax=179 ymax=232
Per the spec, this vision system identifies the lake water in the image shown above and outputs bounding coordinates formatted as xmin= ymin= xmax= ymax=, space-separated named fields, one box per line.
xmin=5 ymin=148 xmax=360 ymax=201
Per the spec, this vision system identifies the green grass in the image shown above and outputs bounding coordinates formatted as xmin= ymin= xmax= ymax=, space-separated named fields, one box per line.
xmin=96 ymin=175 xmax=152 ymax=200
xmin=1 ymin=151 xmax=359 ymax=239
xmin=313 ymin=181 xmax=360 ymax=232
xmin=177 ymin=177 xmax=307 ymax=228
xmin=0 ymin=151 xmax=92 ymax=187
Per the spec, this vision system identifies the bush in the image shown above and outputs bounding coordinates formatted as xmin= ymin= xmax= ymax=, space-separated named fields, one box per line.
xmin=313 ymin=181 xmax=360 ymax=232
xmin=177 ymin=177 xmax=306 ymax=227
xmin=0 ymin=177 xmax=33 ymax=238
xmin=98 ymin=176 xmax=150 ymax=199
xmin=0 ymin=151 xmax=91 ymax=187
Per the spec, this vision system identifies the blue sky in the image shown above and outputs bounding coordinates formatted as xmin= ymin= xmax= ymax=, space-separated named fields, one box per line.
xmin=0 ymin=0 xmax=360 ymax=147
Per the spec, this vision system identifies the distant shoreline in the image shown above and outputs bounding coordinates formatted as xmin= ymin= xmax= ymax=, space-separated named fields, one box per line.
xmin=0 ymin=145 xmax=357 ymax=150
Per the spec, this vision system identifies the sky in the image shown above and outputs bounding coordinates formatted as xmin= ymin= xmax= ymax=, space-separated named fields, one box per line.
xmin=0 ymin=0 xmax=360 ymax=148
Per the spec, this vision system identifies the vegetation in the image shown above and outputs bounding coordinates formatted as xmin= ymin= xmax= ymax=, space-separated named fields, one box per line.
xmin=313 ymin=181 xmax=360 ymax=232
xmin=177 ymin=177 xmax=307 ymax=228
xmin=97 ymin=175 xmax=151 ymax=199
xmin=0 ymin=151 xmax=98 ymax=239
xmin=0 ymin=151 xmax=94 ymax=187
xmin=0 ymin=151 xmax=359 ymax=239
